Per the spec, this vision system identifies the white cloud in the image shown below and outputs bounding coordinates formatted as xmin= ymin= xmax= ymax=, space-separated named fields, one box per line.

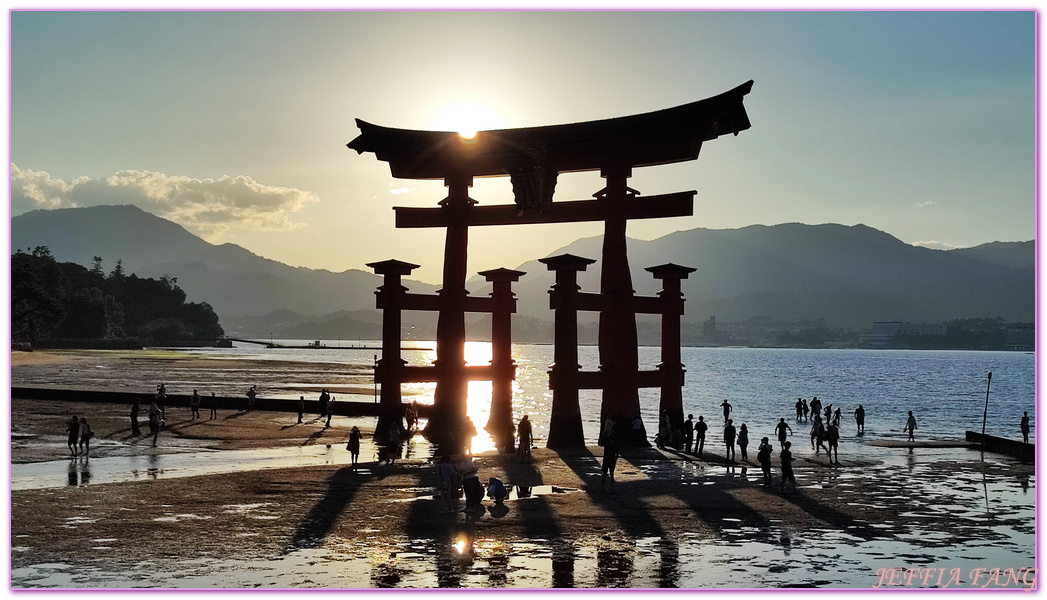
xmin=389 ymin=184 xmax=414 ymax=195
xmin=912 ymin=240 xmax=965 ymax=251
xmin=913 ymin=200 xmax=937 ymax=208
xmin=11 ymin=164 xmax=319 ymax=240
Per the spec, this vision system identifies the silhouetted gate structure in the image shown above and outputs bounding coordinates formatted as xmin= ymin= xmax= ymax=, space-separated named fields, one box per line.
xmin=348 ymin=80 xmax=754 ymax=451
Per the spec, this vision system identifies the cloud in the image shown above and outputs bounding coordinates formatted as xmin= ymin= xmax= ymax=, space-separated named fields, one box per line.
xmin=11 ymin=164 xmax=319 ymax=240
xmin=912 ymin=240 xmax=965 ymax=251
xmin=913 ymin=200 xmax=937 ymax=208
xmin=389 ymin=184 xmax=415 ymax=195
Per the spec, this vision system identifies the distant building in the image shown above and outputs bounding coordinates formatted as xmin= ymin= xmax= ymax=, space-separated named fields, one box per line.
xmin=861 ymin=321 xmax=946 ymax=349
xmin=1005 ymin=324 xmax=1035 ymax=351
xmin=703 ymin=315 xmax=717 ymax=338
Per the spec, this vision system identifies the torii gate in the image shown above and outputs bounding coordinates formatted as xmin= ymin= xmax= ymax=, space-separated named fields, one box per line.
xmin=348 ymin=80 xmax=753 ymax=452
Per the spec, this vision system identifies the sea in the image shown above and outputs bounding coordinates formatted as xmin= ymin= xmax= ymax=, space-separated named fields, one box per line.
xmin=178 ymin=340 xmax=1036 ymax=452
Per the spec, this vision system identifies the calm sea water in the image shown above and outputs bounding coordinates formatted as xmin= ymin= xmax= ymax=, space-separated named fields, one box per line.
xmin=181 ymin=341 xmax=1035 ymax=450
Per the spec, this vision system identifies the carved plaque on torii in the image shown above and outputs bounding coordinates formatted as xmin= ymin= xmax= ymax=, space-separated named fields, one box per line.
xmin=348 ymin=80 xmax=753 ymax=451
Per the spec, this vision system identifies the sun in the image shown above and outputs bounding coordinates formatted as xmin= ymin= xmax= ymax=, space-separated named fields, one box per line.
xmin=430 ymin=102 xmax=506 ymax=139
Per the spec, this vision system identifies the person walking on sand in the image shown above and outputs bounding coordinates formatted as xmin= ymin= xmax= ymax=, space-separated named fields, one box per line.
xmin=904 ymin=411 xmax=918 ymax=442
xmin=208 ymin=392 xmax=218 ymax=420
xmin=246 ymin=385 xmax=257 ymax=412
xmin=683 ymin=414 xmax=695 ymax=454
xmin=318 ymin=388 xmax=330 ymax=419
xmin=723 ymin=419 xmax=737 ymax=461
xmin=811 ymin=416 xmax=829 ymax=454
xmin=78 ymin=417 xmax=93 ymax=457
xmin=720 ymin=399 xmax=733 ymax=423
xmin=775 ymin=418 xmax=792 ymax=449
xmin=517 ymin=415 xmax=533 ymax=460
xmin=190 ymin=389 xmax=201 ymax=420
xmin=130 ymin=400 xmax=141 ymax=436
xmin=148 ymin=399 xmax=162 ymax=447
xmin=66 ymin=415 xmax=80 ymax=456
xmin=694 ymin=415 xmax=708 ymax=456
xmin=757 ymin=437 xmax=774 ymax=486
xmin=346 ymin=425 xmax=362 ymax=466
xmin=738 ymin=423 xmax=750 ymax=461
xmin=854 ymin=404 xmax=865 ymax=434
xmin=325 ymin=395 xmax=334 ymax=428
xmin=780 ymin=441 xmax=797 ymax=493
xmin=297 ymin=396 xmax=305 ymax=424
xmin=826 ymin=421 xmax=841 ymax=465
xmin=1020 ymin=411 xmax=1031 ymax=443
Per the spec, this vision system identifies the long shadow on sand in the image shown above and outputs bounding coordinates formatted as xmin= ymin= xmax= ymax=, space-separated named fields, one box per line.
xmin=286 ymin=464 xmax=390 ymax=551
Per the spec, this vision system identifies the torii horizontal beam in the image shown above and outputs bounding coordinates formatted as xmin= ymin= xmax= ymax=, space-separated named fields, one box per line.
xmin=394 ymin=191 xmax=694 ymax=229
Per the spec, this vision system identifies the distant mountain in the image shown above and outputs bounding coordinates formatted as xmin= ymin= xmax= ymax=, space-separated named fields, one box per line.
xmin=12 ymin=206 xmax=1034 ymax=333
xmin=11 ymin=205 xmax=440 ymax=322
xmin=480 ymin=223 xmax=1034 ymax=329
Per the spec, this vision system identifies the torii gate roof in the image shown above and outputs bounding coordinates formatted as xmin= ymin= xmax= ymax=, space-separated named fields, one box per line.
xmin=347 ymin=80 xmax=753 ymax=180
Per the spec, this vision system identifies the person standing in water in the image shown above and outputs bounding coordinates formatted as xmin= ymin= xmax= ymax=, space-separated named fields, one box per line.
xmin=78 ymin=417 xmax=93 ymax=457
xmin=904 ymin=411 xmax=918 ymax=442
xmin=774 ymin=418 xmax=792 ymax=449
xmin=720 ymin=399 xmax=733 ymax=423
xmin=757 ymin=437 xmax=774 ymax=486
xmin=854 ymin=404 xmax=865 ymax=434
xmin=130 ymin=400 xmax=141 ymax=436
xmin=694 ymin=416 xmax=708 ymax=456
xmin=737 ymin=423 xmax=750 ymax=461
xmin=1020 ymin=411 xmax=1031 ymax=443
xmin=723 ymin=419 xmax=737 ymax=461
xmin=66 ymin=415 xmax=80 ymax=456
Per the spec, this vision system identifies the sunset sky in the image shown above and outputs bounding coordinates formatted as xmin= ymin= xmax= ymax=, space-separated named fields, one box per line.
xmin=10 ymin=10 xmax=1035 ymax=284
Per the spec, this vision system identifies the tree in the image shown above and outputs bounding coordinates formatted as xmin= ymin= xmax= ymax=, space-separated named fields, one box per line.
xmin=109 ymin=258 xmax=125 ymax=280
xmin=90 ymin=256 xmax=104 ymax=276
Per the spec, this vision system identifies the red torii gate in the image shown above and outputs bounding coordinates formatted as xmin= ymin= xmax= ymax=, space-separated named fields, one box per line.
xmin=348 ymin=81 xmax=753 ymax=451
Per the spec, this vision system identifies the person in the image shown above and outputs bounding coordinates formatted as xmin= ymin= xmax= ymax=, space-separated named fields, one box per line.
xmin=809 ymin=397 xmax=822 ymax=421
xmin=720 ymin=399 xmax=732 ymax=422
xmin=517 ymin=415 xmax=533 ymax=460
xmin=795 ymin=398 xmax=804 ymax=421
xmin=297 ymin=396 xmax=305 ymax=424
xmin=904 ymin=411 xmax=918 ymax=442
xmin=325 ymin=395 xmax=334 ymax=428
xmin=801 ymin=399 xmax=810 ymax=422
xmin=683 ymin=414 xmax=695 ymax=454
xmin=757 ymin=437 xmax=774 ymax=486
xmin=66 ymin=415 xmax=80 ymax=456
xmin=1020 ymin=411 xmax=1031 ymax=443
xmin=385 ymin=425 xmax=402 ymax=464
xmin=780 ymin=441 xmax=796 ymax=493
xmin=437 ymin=455 xmax=459 ymax=513
xmin=346 ymin=425 xmax=362 ymax=466
xmin=811 ymin=416 xmax=829 ymax=454
xmin=487 ymin=477 xmax=508 ymax=505
xmin=774 ymin=418 xmax=792 ymax=448
xmin=694 ymin=416 xmax=708 ymax=456
xmin=246 ymin=385 xmax=257 ymax=412
xmin=826 ymin=422 xmax=840 ymax=465
xmin=462 ymin=467 xmax=484 ymax=512
xmin=737 ymin=423 xmax=750 ymax=461
xmin=209 ymin=392 xmax=218 ymax=420
xmin=631 ymin=416 xmax=646 ymax=446
xmin=854 ymin=404 xmax=865 ymax=434
xmin=78 ymin=417 xmax=93 ymax=457
xmin=190 ymin=389 xmax=201 ymax=419
xmin=130 ymin=400 xmax=141 ymax=436
xmin=723 ymin=419 xmax=737 ymax=461
xmin=601 ymin=422 xmax=620 ymax=493
xmin=156 ymin=384 xmax=167 ymax=421
xmin=406 ymin=401 xmax=418 ymax=432
xmin=657 ymin=410 xmax=672 ymax=449
xmin=824 ymin=403 xmax=833 ymax=423
xmin=148 ymin=399 xmax=162 ymax=447
xmin=318 ymin=388 xmax=330 ymax=419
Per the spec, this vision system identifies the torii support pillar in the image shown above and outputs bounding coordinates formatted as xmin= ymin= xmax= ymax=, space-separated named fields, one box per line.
xmin=646 ymin=263 xmax=697 ymax=434
xmin=427 ymin=175 xmax=475 ymax=453
xmin=598 ymin=167 xmax=646 ymax=445
xmin=480 ymin=267 xmax=525 ymax=453
xmin=540 ymin=253 xmax=596 ymax=449
xmin=367 ymin=259 xmax=419 ymax=443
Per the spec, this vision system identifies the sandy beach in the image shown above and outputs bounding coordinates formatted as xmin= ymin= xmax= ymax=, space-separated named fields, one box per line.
xmin=9 ymin=350 xmax=1037 ymax=589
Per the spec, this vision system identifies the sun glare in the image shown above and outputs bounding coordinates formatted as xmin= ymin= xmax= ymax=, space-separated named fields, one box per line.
xmin=431 ymin=102 xmax=506 ymax=138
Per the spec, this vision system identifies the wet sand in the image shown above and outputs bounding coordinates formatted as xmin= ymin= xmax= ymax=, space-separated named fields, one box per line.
xmin=9 ymin=351 xmax=1037 ymax=589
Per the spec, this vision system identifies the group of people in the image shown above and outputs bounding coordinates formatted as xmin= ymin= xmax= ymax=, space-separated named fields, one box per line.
xmin=65 ymin=415 xmax=93 ymax=457
xmin=437 ymin=455 xmax=510 ymax=513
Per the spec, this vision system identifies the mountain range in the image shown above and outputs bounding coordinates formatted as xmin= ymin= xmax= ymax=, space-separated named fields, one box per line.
xmin=11 ymin=205 xmax=1034 ymax=336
